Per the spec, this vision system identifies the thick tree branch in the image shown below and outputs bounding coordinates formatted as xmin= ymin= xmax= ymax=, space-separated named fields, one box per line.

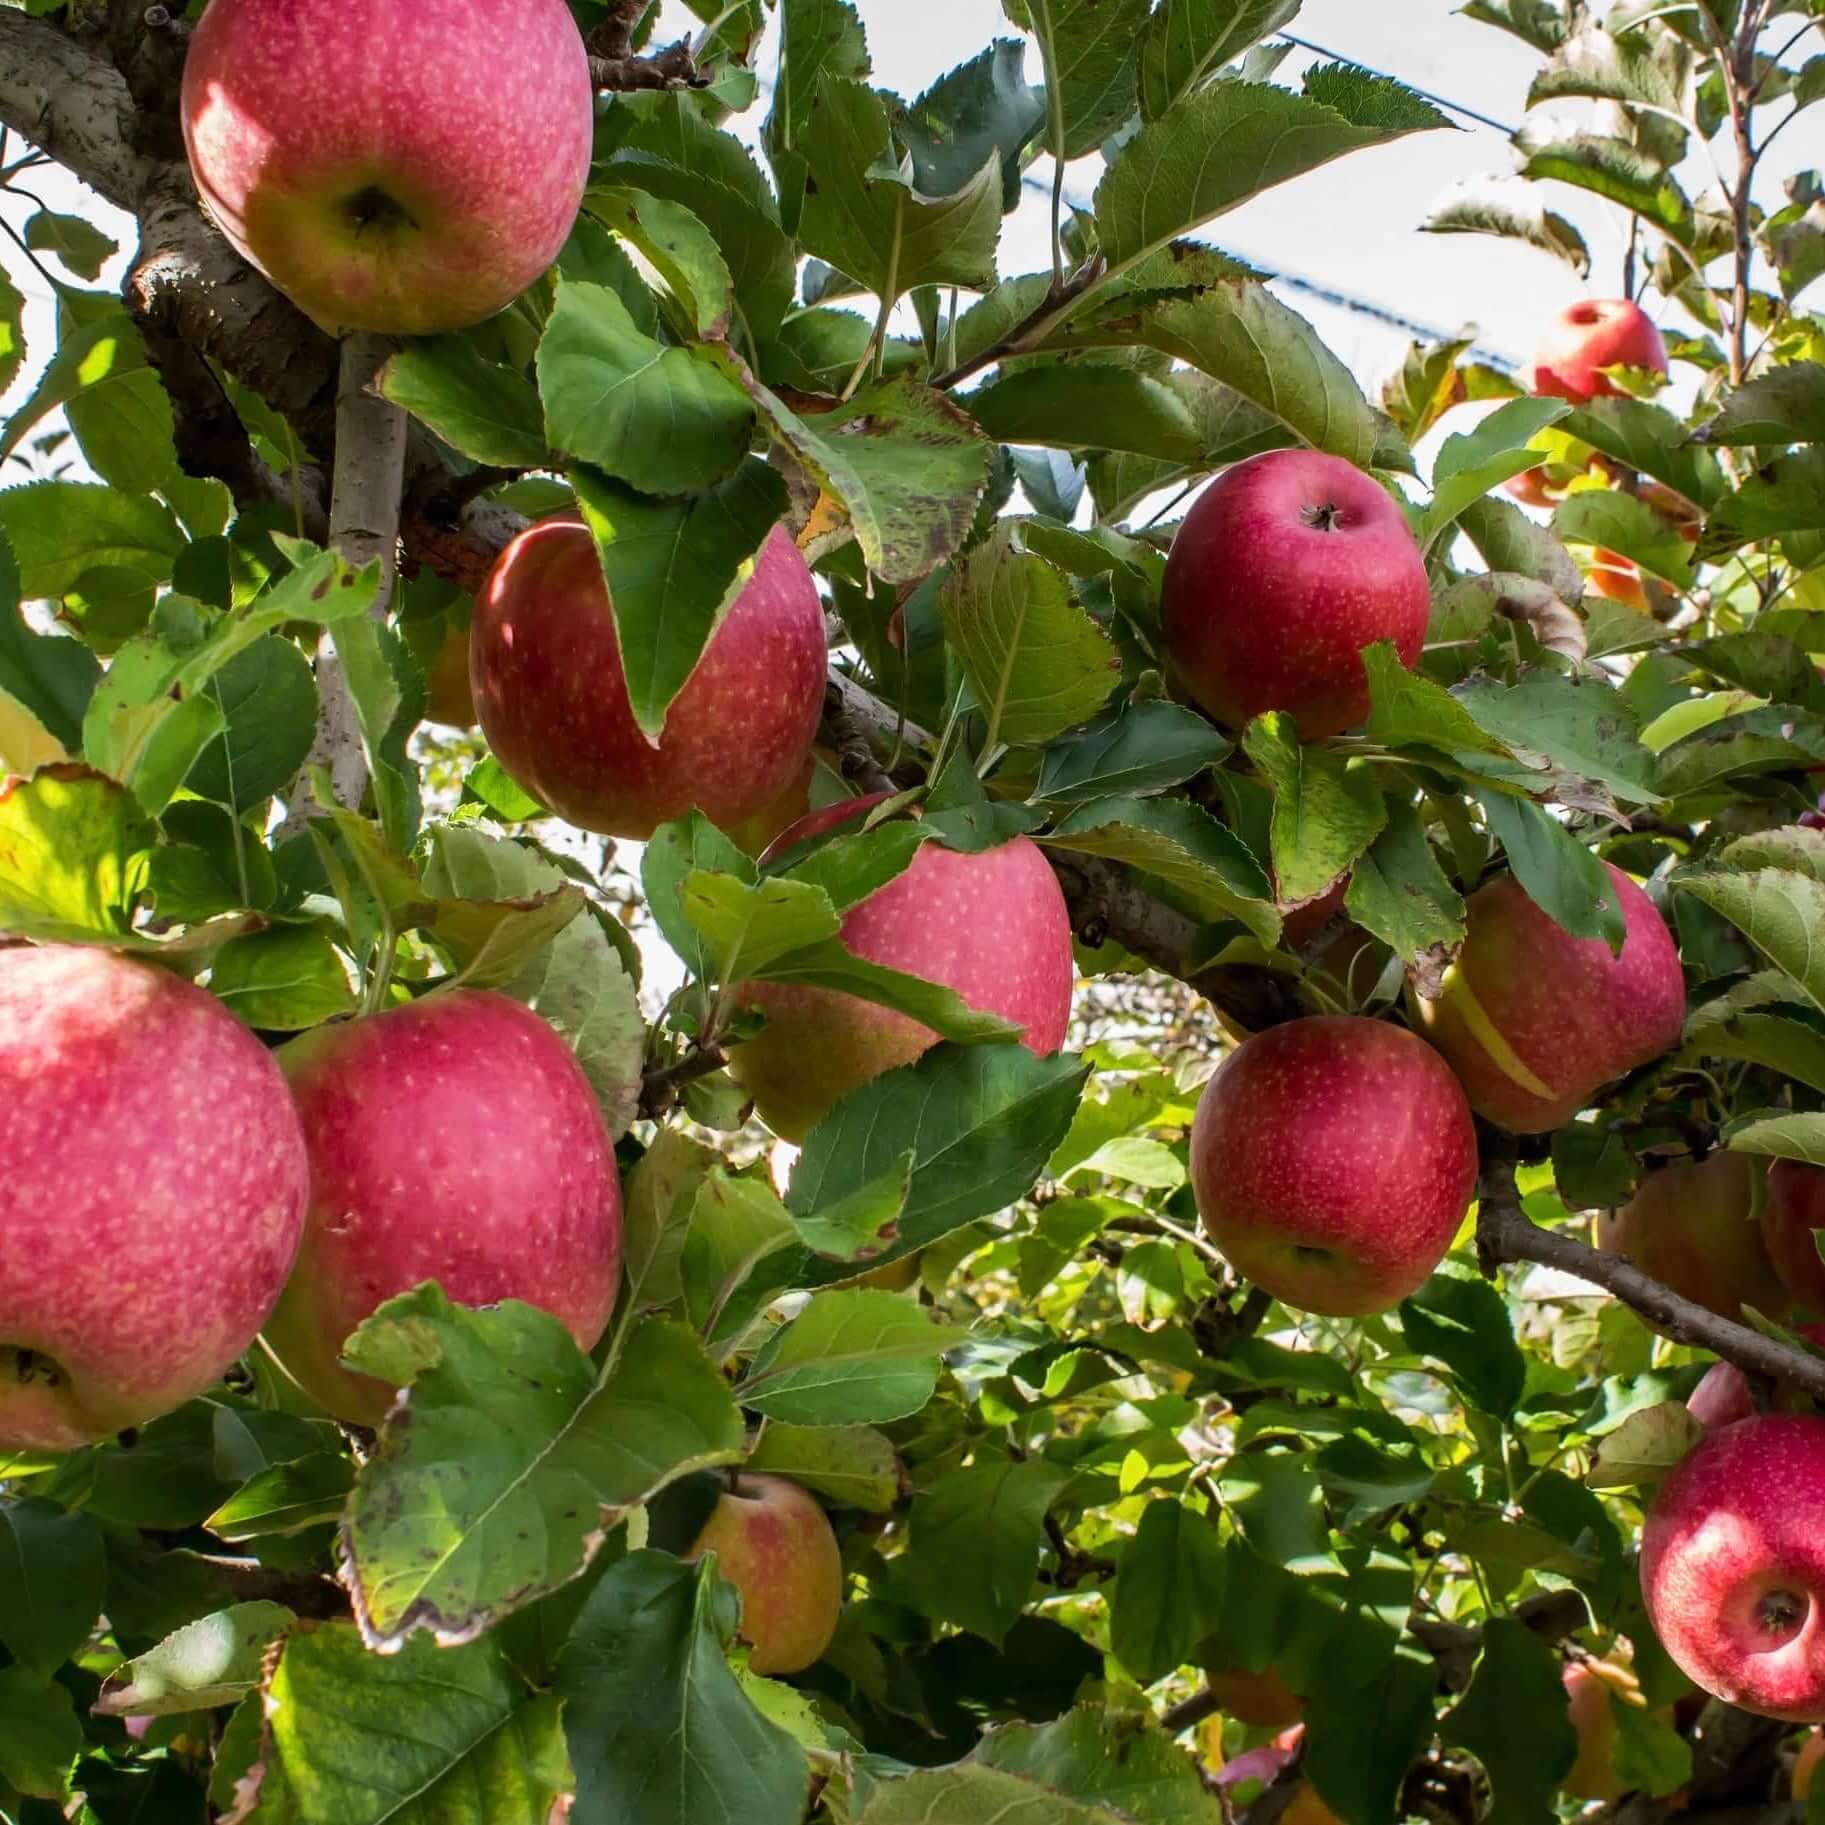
xmin=0 ymin=9 xmax=149 ymax=211
xmin=586 ymin=0 xmax=708 ymax=91
xmin=1476 ymin=1157 xmax=1825 ymax=1399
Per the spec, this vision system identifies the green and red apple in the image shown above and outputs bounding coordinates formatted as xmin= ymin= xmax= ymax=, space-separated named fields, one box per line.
xmin=1533 ymin=299 xmax=1670 ymax=402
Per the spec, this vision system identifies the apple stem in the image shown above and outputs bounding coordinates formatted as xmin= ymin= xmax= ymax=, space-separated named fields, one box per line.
xmin=1476 ymin=1154 xmax=1825 ymax=1402
xmin=280 ymin=334 xmax=408 ymax=831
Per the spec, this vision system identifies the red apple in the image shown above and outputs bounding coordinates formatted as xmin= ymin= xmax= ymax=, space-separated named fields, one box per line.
xmin=1201 ymin=1660 xmax=1304 ymax=1728
xmin=1161 ymin=449 xmax=1431 ymax=740
xmin=181 ymin=0 xmax=592 ymax=335
xmin=1689 ymin=1322 xmax=1825 ymax=1430
xmin=1639 ymin=480 xmax=1703 ymax=542
xmin=473 ymin=517 xmax=827 ymax=841
xmin=1642 ymin=1413 xmax=1825 ymax=1721
xmin=684 ymin=1474 xmax=843 ymax=1675
xmin=1794 ymin=1729 xmax=1825 ymax=1799
xmin=1598 ymin=1152 xmax=1788 ymax=1325
xmin=1587 ymin=549 xmax=1651 ymax=613
xmin=1533 ymin=299 xmax=1670 ymax=402
xmin=261 ymin=989 xmax=621 ymax=1424
xmin=1189 ymin=1016 xmax=1478 ymax=1316
xmin=1410 ymin=864 xmax=1685 ymax=1133
xmin=0 ymin=945 xmax=308 ymax=1451
xmin=728 ymin=797 xmax=1074 ymax=1142
xmin=1505 ymin=466 xmax=1559 ymax=509
xmin=1762 ymin=1160 xmax=1825 ymax=1314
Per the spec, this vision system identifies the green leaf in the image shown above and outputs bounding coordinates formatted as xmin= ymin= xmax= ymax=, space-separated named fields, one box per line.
xmin=0 ymin=1668 xmax=79 ymax=1799
xmin=584 ymin=186 xmax=736 ymax=339
xmin=1422 ymin=396 xmax=1574 ymax=544
xmin=1700 ymin=448 xmax=1825 ymax=557
xmin=1517 ymin=125 xmax=1695 ymax=250
xmin=1400 ymin=1268 xmax=1526 ymax=1418
xmin=1459 ymin=494 xmax=1587 ymax=605
xmin=896 ymin=39 xmax=1048 ymax=209
xmin=23 ymin=210 xmax=115 ymax=278
xmin=1017 ymin=0 xmax=1150 ymax=158
xmin=1441 ymin=1620 xmax=1579 ymax=1825
xmin=1139 ymin=0 xmax=1303 ymax=118
xmin=1421 ymin=175 xmax=1593 ymax=275
xmin=1318 ymin=1432 xmax=1436 ymax=1526
xmin=342 ymin=1291 xmax=744 ymax=1649
xmin=538 ymin=280 xmax=753 ymax=497
xmin=1093 ymin=66 xmax=1452 ymax=273
xmin=378 ymin=335 xmax=548 ymax=468
xmin=746 ymin=1422 xmax=900 ymax=1514
xmin=1457 ymin=669 xmax=1661 ymax=805
xmin=1364 ymin=641 xmax=1514 ymax=761
xmin=206 ymin=1453 xmax=354 ymax=1543
xmin=897 ymin=1457 xmax=1072 ymax=1644
xmin=793 ymin=1043 xmax=1091 ymax=1277
xmin=1676 ymin=868 xmax=1825 ymax=1017
xmin=1243 ymin=712 xmax=1388 ymax=906
xmin=209 ymin=926 xmax=357 ymax=1030
xmin=0 ymin=1498 xmax=104 ymax=1676
xmin=969 ymin=364 xmax=1206 ymax=463
xmin=1694 ymin=361 xmax=1825 ymax=446
xmin=1553 ymin=489 xmax=1697 ymax=588
xmin=643 ymin=811 xmax=755 ymax=982
xmin=973 ymin=1707 xmax=1226 ymax=1824
xmin=423 ymin=825 xmax=644 ymax=1138
xmin=555 ymin=1553 xmax=811 ymax=1825
xmin=0 ymin=267 xmax=22 ymax=397
xmin=1585 ymin=1400 xmax=1705 ymax=1490
xmin=1478 ymin=792 xmax=1626 ymax=949
xmin=712 ymin=354 xmax=994 ymax=584
xmin=222 ymin=1622 xmax=565 ymax=1824
xmin=769 ymin=0 xmax=873 ymax=197
xmin=1343 ymin=798 xmax=1467 ymax=963
xmin=1043 ymin=795 xmax=1279 ymax=944
xmin=1559 ymin=396 xmax=1728 ymax=506
xmin=680 ymin=868 xmax=842 ymax=983
xmin=735 ymin=1289 xmax=959 ymax=1425
xmin=1110 ymin=1499 xmax=1229 ymax=1684
xmin=187 ymin=634 xmax=317 ymax=811
xmin=1305 ymin=1653 xmax=1441 ymax=1825
xmin=858 ymin=1768 xmax=1129 ymax=1825
xmin=1728 ymin=1111 xmax=1825 ymax=1166
xmin=95 ymin=1602 xmax=295 ymax=1717
xmin=1035 ymin=699 xmax=1230 ymax=804
xmin=938 ymin=523 xmax=1120 ymax=751
xmin=746 ymin=936 xmax=1031 ymax=1043
xmin=682 ymin=1170 xmax=803 ymax=1348
xmin=796 ymin=77 xmax=1002 ymax=296
xmin=570 ymin=458 xmax=789 ymax=743
xmin=0 ymin=534 xmax=97 ymax=753
xmin=0 ymin=481 xmax=185 ymax=598
xmin=1610 ymin=1687 xmax=1694 ymax=1798
xmin=0 ymin=765 xmax=150 ymax=942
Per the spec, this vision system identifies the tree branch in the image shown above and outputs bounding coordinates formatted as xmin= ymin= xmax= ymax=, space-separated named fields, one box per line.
xmin=638 ymin=1044 xmax=730 ymax=1121
xmin=1475 ymin=1156 xmax=1825 ymax=1399
xmin=0 ymin=9 xmax=149 ymax=211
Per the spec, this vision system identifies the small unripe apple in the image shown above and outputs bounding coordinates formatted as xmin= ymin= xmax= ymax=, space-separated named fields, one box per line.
xmin=1 ymin=945 xmax=309 ymax=1451
xmin=728 ymin=797 xmax=1074 ymax=1142
xmin=1761 ymin=1159 xmax=1825 ymax=1314
xmin=262 ymin=989 xmax=622 ymax=1424
xmin=1533 ymin=299 xmax=1670 ymax=402
xmin=1598 ymin=1152 xmax=1789 ymax=1325
xmin=473 ymin=517 xmax=827 ymax=841
xmin=181 ymin=0 xmax=593 ymax=336
xmin=1161 ymin=449 xmax=1431 ymax=740
xmin=1190 ymin=1016 xmax=1478 ymax=1316
xmin=1410 ymin=864 xmax=1684 ymax=1132
xmin=1642 ymin=1413 xmax=1825 ymax=1721
xmin=684 ymin=1474 xmax=843 ymax=1675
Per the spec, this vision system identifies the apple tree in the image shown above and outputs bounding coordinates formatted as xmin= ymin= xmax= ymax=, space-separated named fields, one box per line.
xmin=1 ymin=0 xmax=1824 ymax=1821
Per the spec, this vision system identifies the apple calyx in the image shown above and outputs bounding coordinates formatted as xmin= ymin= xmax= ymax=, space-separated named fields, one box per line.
xmin=342 ymin=185 xmax=418 ymax=237
xmin=1300 ymin=501 xmax=1345 ymax=533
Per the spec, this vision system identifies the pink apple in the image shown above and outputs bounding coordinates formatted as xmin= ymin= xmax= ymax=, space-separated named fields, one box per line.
xmin=1642 ymin=1413 xmax=1825 ymax=1721
xmin=685 ymin=1474 xmax=843 ymax=1675
xmin=1598 ymin=1151 xmax=1789 ymax=1326
xmin=1762 ymin=1160 xmax=1825 ymax=1314
xmin=1411 ymin=864 xmax=1685 ymax=1132
xmin=1161 ymin=449 xmax=1431 ymax=739
xmin=1504 ymin=466 xmax=1560 ymax=509
xmin=1689 ymin=1322 xmax=1825 ymax=1431
xmin=182 ymin=0 xmax=592 ymax=335
xmin=473 ymin=517 xmax=828 ymax=841
xmin=1533 ymin=299 xmax=1670 ymax=403
xmin=727 ymin=796 xmax=1074 ymax=1141
xmin=1189 ymin=1016 xmax=1478 ymax=1317
xmin=261 ymin=989 xmax=621 ymax=1424
xmin=0 ymin=944 xmax=308 ymax=1452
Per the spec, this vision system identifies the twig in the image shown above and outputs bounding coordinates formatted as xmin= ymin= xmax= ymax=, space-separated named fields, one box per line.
xmin=1475 ymin=1156 xmax=1825 ymax=1399
xmin=1161 ymin=1687 xmax=1222 ymax=1736
xmin=819 ymin=680 xmax=900 ymax=796
xmin=587 ymin=0 xmax=707 ymax=91
xmin=638 ymin=1044 xmax=730 ymax=1121
xmin=928 ymin=258 xmax=1106 ymax=391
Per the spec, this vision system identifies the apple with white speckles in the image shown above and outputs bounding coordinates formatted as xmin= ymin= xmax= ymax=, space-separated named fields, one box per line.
xmin=1190 ymin=1015 xmax=1478 ymax=1317
xmin=181 ymin=0 xmax=593 ymax=335
xmin=1689 ymin=1322 xmax=1825 ymax=1430
xmin=726 ymin=796 xmax=1076 ymax=1142
xmin=1642 ymin=1413 xmax=1825 ymax=1720
xmin=1161 ymin=449 xmax=1431 ymax=740
xmin=685 ymin=1474 xmax=843 ymax=1675
xmin=0 ymin=944 xmax=309 ymax=1452
xmin=1533 ymin=299 xmax=1670 ymax=403
xmin=1410 ymin=864 xmax=1685 ymax=1133
xmin=261 ymin=989 xmax=622 ymax=1425
xmin=472 ymin=516 xmax=828 ymax=841
xmin=1598 ymin=1152 xmax=1789 ymax=1326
